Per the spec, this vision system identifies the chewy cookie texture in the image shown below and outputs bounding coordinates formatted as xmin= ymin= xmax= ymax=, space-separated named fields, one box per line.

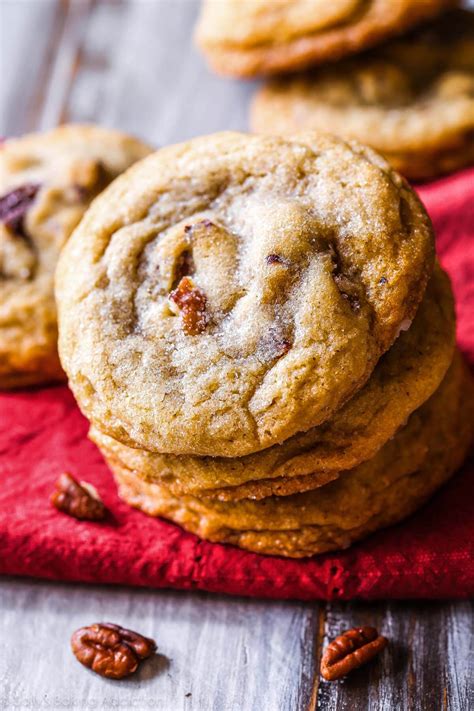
xmin=91 ymin=264 xmax=455 ymax=502
xmin=54 ymin=129 xmax=471 ymax=559
xmin=195 ymin=0 xmax=457 ymax=78
xmin=111 ymin=355 xmax=474 ymax=558
xmin=56 ymin=131 xmax=434 ymax=458
xmin=0 ymin=125 xmax=152 ymax=388
xmin=251 ymin=10 xmax=474 ymax=181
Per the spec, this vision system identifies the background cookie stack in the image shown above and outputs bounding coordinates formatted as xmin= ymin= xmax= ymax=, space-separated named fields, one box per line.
xmin=56 ymin=131 xmax=474 ymax=558
xmin=197 ymin=2 xmax=474 ymax=182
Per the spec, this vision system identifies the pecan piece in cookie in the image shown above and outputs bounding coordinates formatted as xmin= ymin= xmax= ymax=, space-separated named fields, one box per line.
xmin=0 ymin=184 xmax=39 ymax=237
xmin=265 ymin=253 xmax=287 ymax=266
xmin=259 ymin=325 xmax=292 ymax=361
xmin=51 ymin=472 xmax=107 ymax=521
xmin=169 ymin=276 xmax=208 ymax=335
xmin=71 ymin=623 xmax=157 ymax=679
xmin=173 ymin=249 xmax=195 ymax=286
xmin=321 ymin=626 xmax=388 ymax=681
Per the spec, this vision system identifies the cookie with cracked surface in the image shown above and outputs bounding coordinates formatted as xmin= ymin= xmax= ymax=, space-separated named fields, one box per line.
xmin=251 ymin=10 xmax=474 ymax=181
xmin=92 ymin=264 xmax=455 ymax=501
xmin=56 ymin=131 xmax=434 ymax=457
xmin=195 ymin=0 xmax=458 ymax=78
xmin=0 ymin=125 xmax=152 ymax=388
xmin=112 ymin=354 xmax=474 ymax=558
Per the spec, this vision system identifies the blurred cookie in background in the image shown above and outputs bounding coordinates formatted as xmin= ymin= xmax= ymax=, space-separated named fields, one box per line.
xmin=0 ymin=125 xmax=151 ymax=388
xmin=251 ymin=10 xmax=474 ymax=180
xmin=195 ymin=0 xmax=458 ymax=78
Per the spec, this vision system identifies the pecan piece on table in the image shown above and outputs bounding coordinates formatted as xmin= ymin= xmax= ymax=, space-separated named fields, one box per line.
xmin=0 ymin=184 xmax=40 ymax=237
xmin=320 ymin=626 xmax=388 ymax=681
xmin=169 ymin=275 xmax=208 ymax=335
xmin=71 ymin=623 xmax=157 ymax=679
xmin=50 ymin=472 xmax=107 ymax=521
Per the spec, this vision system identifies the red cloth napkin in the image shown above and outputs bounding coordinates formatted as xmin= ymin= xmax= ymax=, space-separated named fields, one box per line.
xmin=1 ymin=168 xmax=473 ymax=601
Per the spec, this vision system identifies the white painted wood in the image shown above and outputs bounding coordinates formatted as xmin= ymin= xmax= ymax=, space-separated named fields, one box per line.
xmin=0 ymin=0 xmax=60 ymax=136
xmin=0 ymin=577 xmax=319 ymax=711
xmin=43 ymin=0 xmax=256 ymax=145
xmin=37 ymin=0 xmax=93 ymax=130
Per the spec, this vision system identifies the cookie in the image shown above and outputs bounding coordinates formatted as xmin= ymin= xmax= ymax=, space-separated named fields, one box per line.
xmin=0 ymin=125 xmax=152 ymax=388
xmin=92 ymin=264 xmax=455 ymax=501
xmin=251 ymin=10 xmax=474 ymax=181
xmin=112 ymin=354 xmax=474 ymax=558
xmin=195 ymin=0 xmax=457 ymax=78
xmin=56 ymin=132 xmax=434 ymax=457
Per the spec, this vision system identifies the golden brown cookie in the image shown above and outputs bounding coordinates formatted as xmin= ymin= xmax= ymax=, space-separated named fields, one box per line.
xmin=195 ymin=0 xmax=458 ymax=78
xmin=112 ymin=354 xmax=474 ymax=558
xmin=92 ymin=264 xmax=455 ymax=501
xmin=56 ymin=132 xmax=434 ymax=458
xmin=251 ymin=10 xmax=474 ymax=181
xmin=0 ymin=125 xmax=152 ymax=388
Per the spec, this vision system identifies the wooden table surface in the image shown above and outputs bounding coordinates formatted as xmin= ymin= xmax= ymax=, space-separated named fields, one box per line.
xmin=0 ymin=2 xmax=472 ymax=710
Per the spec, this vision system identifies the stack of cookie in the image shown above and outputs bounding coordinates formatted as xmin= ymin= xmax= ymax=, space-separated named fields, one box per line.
xmin=56 ymin=131 xmax=474 ymax=557
xmin=196 ymin=2 xmax=474 ymax=181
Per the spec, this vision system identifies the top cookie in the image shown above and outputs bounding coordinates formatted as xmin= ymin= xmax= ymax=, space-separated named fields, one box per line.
xmin=251 ymin=10 xmax=474 ymax=180
xmin=195 ymin=0 xmax=457 ymax=78
xmin=90 ymin=264 xmax=456 ymax=501
xmin=0 ymin=125 xmax=152 ymax=388
xmin=56 ymin=132 xmax=434 ymax=457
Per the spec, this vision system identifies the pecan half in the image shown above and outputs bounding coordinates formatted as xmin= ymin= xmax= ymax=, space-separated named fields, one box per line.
xmin=320 ymin=626 xmax=388 ymax=681
xmin=169 ymin=276 xmax=208 ymax=335
xmin=51 ymin=473 xmax=107 ymax=521
xmin=71 ymin=623 xmax=157 ymax=679
xmin=0 ymin=184 xmax=40 ymax=237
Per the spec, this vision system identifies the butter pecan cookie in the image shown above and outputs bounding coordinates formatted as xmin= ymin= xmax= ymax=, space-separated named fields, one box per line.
xmin=0 ymin=125 xmax=151 ymax=388
xmin=251 ymin=10 xmax=474 ymax=180
xmin=195 ymin=0 xmax=457 ymax=78
xmin=113 ymin=354 xmax=474 ymax=557
xmin=92 ymin=265 xmax=455 ymax=500
xmin=57 ymin=132 xmax=434 ymax=457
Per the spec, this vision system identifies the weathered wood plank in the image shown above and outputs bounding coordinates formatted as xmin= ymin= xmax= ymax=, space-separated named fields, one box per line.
xmin=60 ymin=0 xmax=257 ymax=146
xmin=37 ymin=0 xmax=94 ymax=130
xmin=316 ymin=600 xmax=474 ymax=711
xmin=0 ymin=577 xmax=321 ymax=711
xmin=0 ymin=0 xmax=63 ymax=136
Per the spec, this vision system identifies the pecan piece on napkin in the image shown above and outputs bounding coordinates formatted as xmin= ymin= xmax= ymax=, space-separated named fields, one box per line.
xmin=50 ymin=472 xmax=107 ymax=521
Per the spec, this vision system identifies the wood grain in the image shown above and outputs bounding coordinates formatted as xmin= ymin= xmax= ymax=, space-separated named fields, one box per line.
xmin=0 ymin=577 xmax=321 ymax=711
xmin=1 ymin=1 xmax=473 ymax=709
xmin=316 ymin=601 xmax=474 ymax=711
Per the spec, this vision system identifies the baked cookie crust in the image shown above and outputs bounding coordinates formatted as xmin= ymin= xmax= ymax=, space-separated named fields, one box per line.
xmin=57 ymin=132 xmax=434 ymax=457
xmin=92 ymin=265 xmax=455 ymax=501
xmin=195 ymin=0 xmax=458 ymax=78
xmin=251 ymin=10 xmax=474 ymax=180
xmin=0 ymin=125 xmax=151 ymax=388
xmin=112 ymin=354 xmax=474 ymax=558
